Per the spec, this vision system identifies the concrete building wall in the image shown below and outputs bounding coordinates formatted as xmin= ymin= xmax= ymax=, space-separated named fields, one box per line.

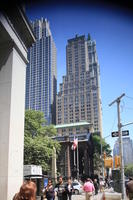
xmin=0 ymin=48 xmax=26 ymax=199
xmin=0 ymin=7 xmax=35 ymax=200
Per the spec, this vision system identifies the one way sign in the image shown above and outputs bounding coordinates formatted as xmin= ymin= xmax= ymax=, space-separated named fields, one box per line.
xmin=111 ymin=130 xmax=129 ymax=137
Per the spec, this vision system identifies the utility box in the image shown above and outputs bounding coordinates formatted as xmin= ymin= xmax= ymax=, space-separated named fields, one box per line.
xmin=112 ymin=169 xmax=121 ymax=193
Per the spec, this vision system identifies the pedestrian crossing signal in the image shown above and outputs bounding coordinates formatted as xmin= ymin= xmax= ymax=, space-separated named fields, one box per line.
xmin=114 ymin=156 xmax=121 ymax=168
xmin=104 ymin=157 xmax=113 ymax=168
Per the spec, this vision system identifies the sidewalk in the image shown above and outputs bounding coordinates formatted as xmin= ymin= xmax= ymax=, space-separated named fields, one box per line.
xmin=100 ymin=187 xmax=129 ymax=200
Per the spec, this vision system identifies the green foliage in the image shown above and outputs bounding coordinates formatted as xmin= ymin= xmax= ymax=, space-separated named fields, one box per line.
xmin=24 ymin=110 xmax=60 ymax=172
xmin=93 ymin=135 xmax=111 ymax=156
xmin=125 ymin=164 xmax=133 ymax=177
xmin=92 ymin=134 xmax=112 ymax=172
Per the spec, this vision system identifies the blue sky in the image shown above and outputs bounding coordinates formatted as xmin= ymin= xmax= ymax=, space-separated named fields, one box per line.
xmin=26 ymin=3 xmax=133 ymax=150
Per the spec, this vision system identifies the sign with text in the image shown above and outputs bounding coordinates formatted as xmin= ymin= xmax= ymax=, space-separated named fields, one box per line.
xmin=111 ymin=130 xmax=129 ymax=137
xmin=24 ymin=165 xmax=42 ymax=176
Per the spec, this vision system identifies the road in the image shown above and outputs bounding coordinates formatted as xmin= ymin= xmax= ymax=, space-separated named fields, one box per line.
xmin=38 ymin=188 xmax=129 ymax=200
xmin=54 ymin=192 xmax=103 ymax=200
xmin=72 ymin=193 xmax=103 ymax=200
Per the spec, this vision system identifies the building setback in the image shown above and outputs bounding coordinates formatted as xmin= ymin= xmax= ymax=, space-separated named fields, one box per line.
xmin=25 ymin=18 xmax=57 ymax=124
xmin=56 ymin=34 xmax=102 ymax=135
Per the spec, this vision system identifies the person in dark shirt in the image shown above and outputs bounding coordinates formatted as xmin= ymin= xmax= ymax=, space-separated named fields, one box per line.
xmin=65 ymin=178 xmax=74 ymax=200
xmin=126 ymin=177 xmax=133 ymax=200
xmin=44 ymin=179 xmax=55 ymax=200
xmin=55 ymin=176 xmax=67 ymax=200
xmin=93 ymin=179 xmax=98 ymax=195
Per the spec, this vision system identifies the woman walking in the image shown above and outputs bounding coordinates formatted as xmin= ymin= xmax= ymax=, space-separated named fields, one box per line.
xmin=13 ymin=181 xmax=37 ymax=200
xmin=44 ymin=179 xmax=55 ymax=200
xmin=65 ymin=178 xmax=74 ymax=200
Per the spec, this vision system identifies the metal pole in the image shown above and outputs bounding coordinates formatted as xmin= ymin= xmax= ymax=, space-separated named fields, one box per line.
xmin=74 ymin=149 xmax=76 ymax=166
xmin=77 ymin=137 xmax=79 ymax=179
xmin=122 ymin=121 xmax=133 ymax=127
xmin=109 ymin=93 xmax=126 ymax=200
xmin=100 ymin=136 xmax=104 ymax=180
xmin=117 ymin=99 xmax=126 ymax=200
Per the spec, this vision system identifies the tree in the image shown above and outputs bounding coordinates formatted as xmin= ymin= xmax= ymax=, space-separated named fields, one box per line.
xmin=24 ymin=110 xmax=60 ymax=172
xmin=125 ymin=164 xmax=133 ymax=177
xmin=92 ymin=134 xmax=112 ymax=173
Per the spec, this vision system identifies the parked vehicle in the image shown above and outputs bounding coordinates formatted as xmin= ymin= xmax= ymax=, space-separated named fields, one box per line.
xmin=72 ymin=181 xmax=83 ymax=195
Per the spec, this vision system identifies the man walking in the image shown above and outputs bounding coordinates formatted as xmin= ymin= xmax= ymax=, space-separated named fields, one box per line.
xmin=126 ymin=177 xmax=133 ymax=200
xmin=55 ymin=176 xmax=67 ymax=200
xmin=83 ymin=178 xmax=95 ymax=200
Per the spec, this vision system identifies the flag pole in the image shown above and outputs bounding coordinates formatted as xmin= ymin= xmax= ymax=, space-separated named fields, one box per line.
xmin=74 ymin=149 xmax=76 ymax=166
xmin=74 ymin=135 xmax=76 ymax=166
xmin=76 ymin=136 xmax=79 ymax=179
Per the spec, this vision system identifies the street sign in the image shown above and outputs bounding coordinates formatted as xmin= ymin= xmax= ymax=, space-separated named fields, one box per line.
xmin=122 ymin=130 xmax=129 ymax=136
xmin=111 ymin=130 xmax=129 ymax=137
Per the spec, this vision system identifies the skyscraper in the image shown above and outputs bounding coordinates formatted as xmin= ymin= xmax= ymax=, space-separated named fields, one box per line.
xmin=25 ymin=18 xmax=57 ymax=124
xmin=113 ymin=137 xmax=133 ymax=166
xmin=56 ymin=34 xmax=102 ymax=135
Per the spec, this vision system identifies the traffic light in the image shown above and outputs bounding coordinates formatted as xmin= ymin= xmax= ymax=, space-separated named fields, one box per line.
xmin=103 ymin=152 xmax=106 ymax=159
xmin=114 ymin=156 xmax=121 ymax=168
xmin=104 ymin=157 xmax=113 ymax=168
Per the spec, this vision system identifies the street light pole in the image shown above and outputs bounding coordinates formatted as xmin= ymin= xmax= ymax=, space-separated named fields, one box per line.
xmin=100 ymin=136 xmax=105 ymax=180
xmin=109 ymin=93 xmax=126 ymax=200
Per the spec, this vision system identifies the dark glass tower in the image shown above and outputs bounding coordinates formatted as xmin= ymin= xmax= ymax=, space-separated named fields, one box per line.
xmin=25 ymin=18 xmax=57 ymax=124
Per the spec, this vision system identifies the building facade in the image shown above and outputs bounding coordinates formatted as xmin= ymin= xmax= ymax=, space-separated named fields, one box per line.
xmin=113 ymin=137 xmax=133 ymax=166
xmin=54 ymin=122 xmax=94 ymax=178
xmin=25 ymin=18 xmax=57 ymax=124
xmin=56 ymin=34 xmax=102 ymax=135
xmin=0 ymin=5 xmax=35 ymax=200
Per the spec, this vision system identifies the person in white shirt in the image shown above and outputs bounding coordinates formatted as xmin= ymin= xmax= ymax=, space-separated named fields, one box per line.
xmin=65 ymin=178 xmax=74 ymax=200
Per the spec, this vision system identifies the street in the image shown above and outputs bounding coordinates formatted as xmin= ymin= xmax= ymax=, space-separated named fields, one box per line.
xmin=72 ymin=193 xmax=103 ymax=200
xmin=54 ymin=192 xmax=103 ymax=200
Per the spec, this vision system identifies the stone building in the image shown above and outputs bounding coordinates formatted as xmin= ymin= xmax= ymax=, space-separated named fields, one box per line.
xmin=56 ymin=34 xmax=102 ymax=135
xmin=0 ymin=4 xmax=35 ymax=200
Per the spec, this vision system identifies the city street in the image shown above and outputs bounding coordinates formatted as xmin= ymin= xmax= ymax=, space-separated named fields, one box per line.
xmin=54 ymin=192 xmax=103 ymax=200
xmin=72 ymin=193 xmax=103 ymax=200
xmin=37 ymin=188 xmax=130 ymax=200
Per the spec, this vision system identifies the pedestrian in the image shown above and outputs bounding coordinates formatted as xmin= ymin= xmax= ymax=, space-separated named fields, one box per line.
xmin=83 ymin=178 xmax=95 ymax=200
xmin=43 ymin=179 xmax=55 ymax=200
xmin=99 ymin=178 xmax=105 ymax=192
xmin=65 ymin=178 xmax=74 ymax=200
xmin=93 ymin=179 xmax=98 ymax=195
xmin=105 ymin=176 xmax=110 ymax=188
xmin=126 ymin=177 xmax=133 ymax=200
xmin=13 ymin=180 xmax=36 ymax=200
xmin=55 ymin=176 xmax=67 ymax=200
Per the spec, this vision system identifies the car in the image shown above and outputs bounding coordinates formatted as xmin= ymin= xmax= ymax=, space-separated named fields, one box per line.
xmin=72 ymin=181 xmax=83 ymax=195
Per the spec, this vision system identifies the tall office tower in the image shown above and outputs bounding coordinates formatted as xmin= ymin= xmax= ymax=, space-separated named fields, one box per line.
xmin=113 ymin=137 xmax=133 ymax=166
xmin=25 ymin=18 xmax=57 ymax=124
xmin=56 ymin=34 xmax=102 ymax=135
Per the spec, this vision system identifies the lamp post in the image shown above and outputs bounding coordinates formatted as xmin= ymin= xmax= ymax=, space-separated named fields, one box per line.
xmin=100 ymin=136 xmax=105 ymax=180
